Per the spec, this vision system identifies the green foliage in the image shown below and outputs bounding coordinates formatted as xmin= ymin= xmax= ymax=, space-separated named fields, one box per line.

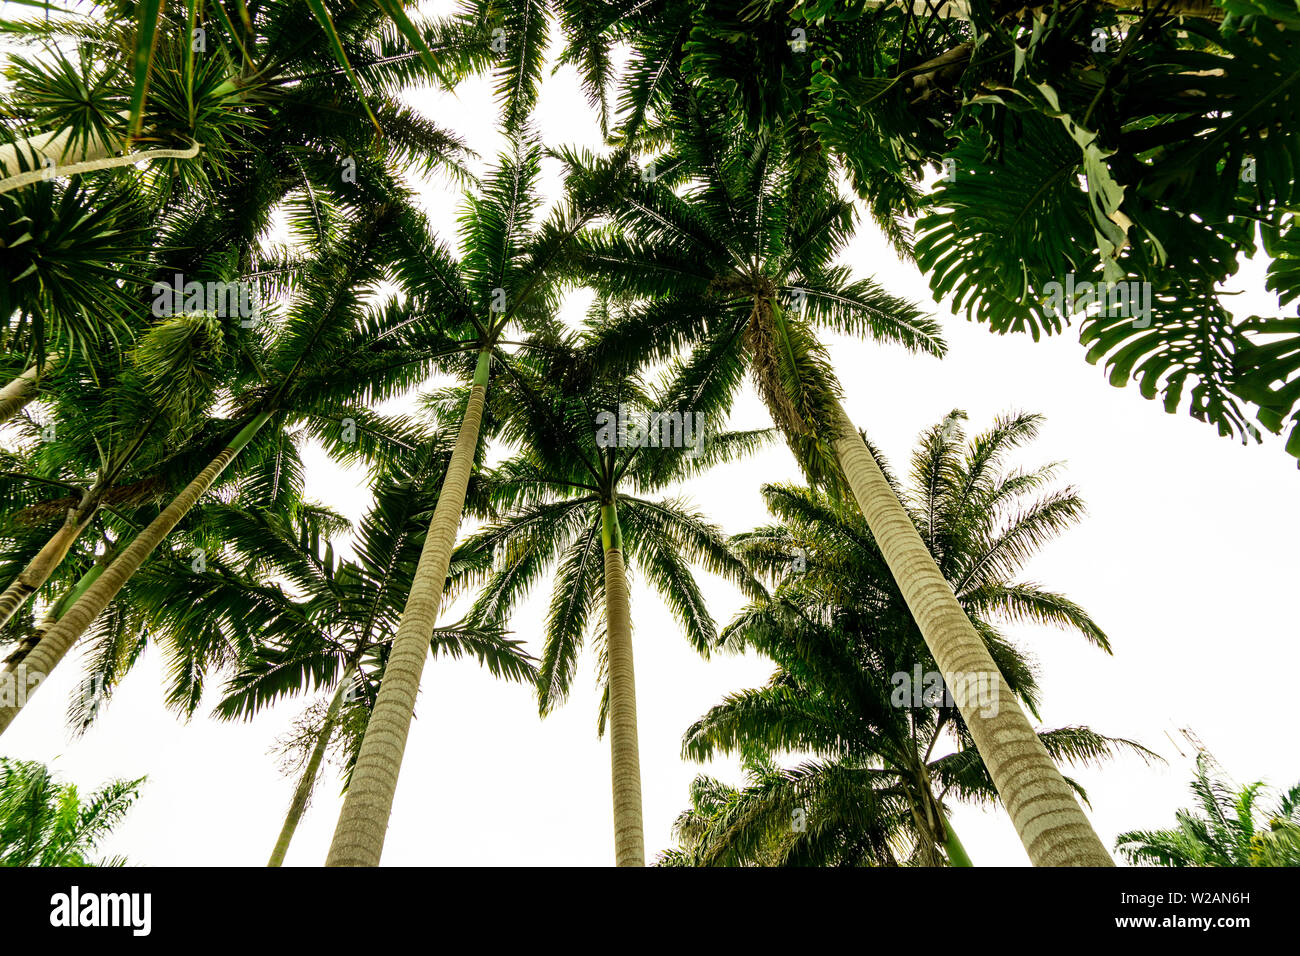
xmin=0 ymin=178 xmax=146 ymax=363
xmin=1117 ymin=753 xmax=1300 ymax=866
xmin=665 ymin=411 xmax=1153 ymax=865
xmin=0 ymin=757 xmax=143 ymax=866
xmin=460 ymin=336 xmax=766 ymax=722
xmin=197 ymin=448 xmax=535 ymax=785
xmin=562 ymin=86 xmax=940 ymax=488
xmin=572 ymin=0 xmax=1300 ymax=460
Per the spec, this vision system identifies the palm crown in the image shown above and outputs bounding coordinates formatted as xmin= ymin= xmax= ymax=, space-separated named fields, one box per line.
xmin=565 ymin=86 xmax=942 ymax=483
xmin=461 ymin=333 xmax=768 ymax=714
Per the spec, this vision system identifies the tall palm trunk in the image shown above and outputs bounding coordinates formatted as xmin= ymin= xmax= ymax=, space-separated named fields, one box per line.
xmin=269 ymin=670 xmax=353 ymax=867
xmin=2 ymin=554 xmax=111 ymax=669
xmin=600 ymin=501 xmax=645 ymax=867
xmin=0 ymin=508 xmax=91 ymax=632
xmin=0 ymin=354 xmax=59 ymax=424
xmin=325 ymin=351 xmax=491 ymax=867
xmin=830 ymin=401 xmax=1112 ymax=866
xmin=0 ymin=412 xmax=271 ymax=736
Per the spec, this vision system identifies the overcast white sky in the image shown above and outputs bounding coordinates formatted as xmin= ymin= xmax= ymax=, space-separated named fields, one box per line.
xmin=4 ymin=5 xmax=1299 ymax=867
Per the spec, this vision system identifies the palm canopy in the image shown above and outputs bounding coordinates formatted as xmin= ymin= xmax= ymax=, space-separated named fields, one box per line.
xmin=670 ymin=410 xmax=1154 ymax=865
xmin=317 ymin=133 xmax=625 ymax=866
xmin=0 ymin=756 xmax=142 ymax=867
xmin=0 ymin=181 xmax=441 ymax=645
xmin=456 ymin=332 xmax=769 ymax=716
xmin=384 ymin=131 xmax=619 ymax=389
xmin=0 ymin=0 xmax=468 ymax=191
xmin=540 ymin=0 xmax=945 ymax=249
xmin=1 ymin=0 xmax=471 ymax=361
xmin=0 ymin=57 xmax=467 ymax=605
xmin=1116 ymin=753 xmax=1300 ymax=867
xmin=0 ymin=180 xmax=473 ymax=737
xmin=0 ymin=175 xmax=151 ymax=365
xmin=546 ymin=0 xmax=1300 ymax=461
xmin=207 ymin=436 xmax=536 ymax=735
xmin=49 ymin=424 xmax=534 ymax=779
xmin=560 ymin=85 xmax=942 ymax=484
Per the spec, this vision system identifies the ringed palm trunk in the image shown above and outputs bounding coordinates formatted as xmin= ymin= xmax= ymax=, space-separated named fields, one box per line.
xmin=0 ymin=412 xmax=271 ymax=736
xmin=0 ymin=354 xmax=59 ymax=424
xmin=268 ymin=669 xmax=353 ymax=867
xmin=325 ymin=351 xmax=491 ymax=867
xmin=0 ymin=507 xmax=93 ymax=633
xmin=2 ymin=554 xmax=111 ymax=669
xmin=600 ymin=501 xmax=646 ymax=867
xmin=829 ymin=400 xmax=1112 ymax=866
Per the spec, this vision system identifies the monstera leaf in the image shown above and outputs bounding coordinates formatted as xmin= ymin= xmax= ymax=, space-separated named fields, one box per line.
xmin=915 ymin=114 xmax=1092 ymax=338
xmin=1235 ymin=317 xmax=1300 ymax=457
xmin=913 ymin=4 xmax=1300 ymax=460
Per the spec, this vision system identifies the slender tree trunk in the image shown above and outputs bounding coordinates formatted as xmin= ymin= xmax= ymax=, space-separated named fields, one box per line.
xmin=941 ymin=810 xmax=974 ymax=867
xmin=0 ymin=354 xmax=59 ymax=424
xmin=269 ymin=671 xmax=352 ymax=867
xmin=2 ymin=554 xmax=111 ymax=669
xmin=600 ymin=501 xmax=646 ymax=867
xmin=829 ymin=400 xmax=1113 ymax=866
xmin=0 ymin=412 xmax=271 ymax=737
xmin=0 ymin=508 xmax=92 ymax=633
xmin=325 ymin=352 xmax=491 ymax=867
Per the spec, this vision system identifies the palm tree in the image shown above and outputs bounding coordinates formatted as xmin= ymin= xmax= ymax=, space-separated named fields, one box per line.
xmin=0 ymin=1 xmax=466 ymax=197
xmin=193 ymin=445 xmax=536 ymax=866
xmin=659 ymin=752 xmax=907 ymax=867
xmin=455 ymin=335 xmax=767 ymax=865
xmin=553 ymin=0 xmax=1300 ymax=458
xmin=0 ymin=757 xmax=143 ymax=866
xmin=1117 ymin=754 xmax=1300 ymax=867
xmin=664 ymin=411 xmax=1151 ymax=865
xmin=0 ymin=193 xmax=449 ymax=735
xmin=0 ymin=11 xmax=470 ymax=634
xmin=0 ymin=330 xmax=210 ymax=635
xmin=1 ymin=1 xmax=469 ymax=384
xmin=0 ymin=178 xmax=147 ymax=368
xmin=323 ymin=137 xmax=613 ymax=866
xmin=564 ymin=89 xmax=1114 ymax=863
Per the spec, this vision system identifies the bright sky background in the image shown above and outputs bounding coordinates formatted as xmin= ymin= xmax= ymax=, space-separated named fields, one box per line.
xmin=4 ymin=4 xmax=1299 ymax=867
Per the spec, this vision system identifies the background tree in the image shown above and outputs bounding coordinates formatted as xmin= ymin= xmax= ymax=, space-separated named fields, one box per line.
xmin=458 ymin=334 xmax=768 ymax=865
xmin=1117 ymin=753 xmax=1300 ymax=866
xmin=324 ymin=135 xmax=613 ymax=866
xmin=667 ymin=411 xmax=1153 ymax=865
xmin=547 ymin=0 xmax=1300 ymax=459
xmin=199 ymin=443 xmax=535 ymax=866
xmin=0 ymin=191 xmax=448 ymax=735
xmin=0 ymin=756 xmax=142 ymax=866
